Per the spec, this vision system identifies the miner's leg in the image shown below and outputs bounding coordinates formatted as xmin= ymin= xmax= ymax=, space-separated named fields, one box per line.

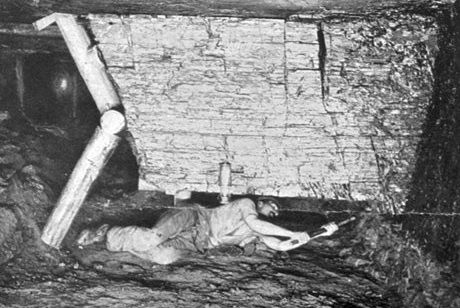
xmin=105 ymin=225 xmax=182 ymax=264
xmin=154 ymin=207 xmax=199 ymax=240
xmin=105 ymin=225 xmax=163 ymax=252
xmin=76 ymin=208 xmax=199 ymax=264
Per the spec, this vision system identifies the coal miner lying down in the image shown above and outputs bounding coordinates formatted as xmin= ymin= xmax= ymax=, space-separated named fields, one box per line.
xmin=76 ymin=194 xmax=338 ymax=264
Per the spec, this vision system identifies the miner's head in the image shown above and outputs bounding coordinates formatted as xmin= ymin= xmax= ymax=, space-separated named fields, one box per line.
xmin=256 ymin=196 xmax=280 ymax=218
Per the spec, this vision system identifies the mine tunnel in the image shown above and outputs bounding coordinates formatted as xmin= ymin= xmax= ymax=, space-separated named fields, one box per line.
xmin=0 ymin=1 xmax=460 ymax=307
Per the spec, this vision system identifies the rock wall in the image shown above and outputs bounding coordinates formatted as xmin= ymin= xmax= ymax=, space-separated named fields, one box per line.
xmin=404 ymin=7 xmax=460 ymax=262
xmin=322 ymin=16 xmax=437 ymax=211
xmin=89 ymin=14 xmax=437 ymax=211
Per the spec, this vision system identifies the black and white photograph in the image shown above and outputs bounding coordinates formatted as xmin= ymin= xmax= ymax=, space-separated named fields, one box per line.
xmin=0 ymin=0 xmax=459 ymax=307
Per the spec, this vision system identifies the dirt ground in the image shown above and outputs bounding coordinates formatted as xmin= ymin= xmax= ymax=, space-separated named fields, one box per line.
xmin=0 ymin=249 xmax=394 ymax=308
xmin=0 ymin=192 xmax=400 ymax=308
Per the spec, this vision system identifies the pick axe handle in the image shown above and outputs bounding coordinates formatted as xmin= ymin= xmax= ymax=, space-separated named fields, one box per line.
xmin=311 ymin=216 xmax=356 ymax=237
xmin=290 ymin=216 xmax=356 ymax=245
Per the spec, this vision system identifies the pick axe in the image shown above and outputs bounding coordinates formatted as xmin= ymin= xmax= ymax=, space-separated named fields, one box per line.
xmin=290 ymin=216 xmax=356 ymax=245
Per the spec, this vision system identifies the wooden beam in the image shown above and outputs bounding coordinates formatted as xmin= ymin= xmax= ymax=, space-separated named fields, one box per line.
xmin=34 ymin=13 xmax=122 ymax=114
xmin=15 ymin=57 xmax=25 ymax=109
xmin=33 ymin=13 xmax=127 ymax=248
xmin=0 ymin=33 xmax=68 ymax=54
xmin=0 ymin=22 xmax=66 ymax=54
xmin=0 ymin=23 xmax=61 ymax=37
xmin=41 ymin=110 xmax=126 ymax=248
xmin=0 ymin=0 xmax=452 ymax=23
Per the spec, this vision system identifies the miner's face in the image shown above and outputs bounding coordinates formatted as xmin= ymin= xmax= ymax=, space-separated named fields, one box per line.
xmin=257 ymin=200 xmax=279 ymax=218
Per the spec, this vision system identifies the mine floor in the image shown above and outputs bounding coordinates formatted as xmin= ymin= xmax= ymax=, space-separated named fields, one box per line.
xmin=0 ymin=244 xmax=395 ymax=308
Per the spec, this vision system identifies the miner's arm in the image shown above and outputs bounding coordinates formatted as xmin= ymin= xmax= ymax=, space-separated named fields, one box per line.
xmin=259 ymin=234 xmax=310 ymax=251
xmin=244 ymin=214 xmax=297 ymax=238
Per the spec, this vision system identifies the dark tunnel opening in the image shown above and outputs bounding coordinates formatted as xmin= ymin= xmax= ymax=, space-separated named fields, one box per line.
xmin=22 ymin=53 xmax=99 ymax=127
xmin=0 ymin=51 xmax=140 ymax=202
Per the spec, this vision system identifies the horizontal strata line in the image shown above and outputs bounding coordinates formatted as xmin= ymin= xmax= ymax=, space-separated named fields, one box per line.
xmin=117 ymin=206 xmax=460 ymax=217
xmin=133 ymin=129 xmax=420 ymax=139
xmin=316 ymin=210 xmax=460 ymax=217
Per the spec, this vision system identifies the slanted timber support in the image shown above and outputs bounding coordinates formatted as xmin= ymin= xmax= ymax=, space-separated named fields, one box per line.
xmin=35 ymin=13 xmax=126 ymax=248
xmin=41 ymin=111 xmax=126 ymax=247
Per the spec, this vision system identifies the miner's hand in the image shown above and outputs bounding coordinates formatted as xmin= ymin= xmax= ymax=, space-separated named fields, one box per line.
xmin=315 ymin=222 xmax=338 ymax=237
xmin=289 ymin=231 xmax=310 ymax=246
xmin=290 ymin=231 xmax=310 ymax=246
